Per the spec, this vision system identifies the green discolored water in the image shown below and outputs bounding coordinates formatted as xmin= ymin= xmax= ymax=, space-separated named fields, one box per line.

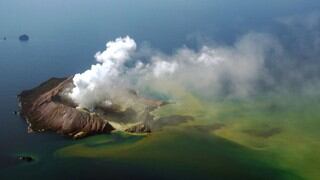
xmin=4 ymin=88 xmax=320 ymax=179
xmin=1 ymin=1 xmax=320 ymax=179
xmin=54 ymin=88 xmax=320 ymax=179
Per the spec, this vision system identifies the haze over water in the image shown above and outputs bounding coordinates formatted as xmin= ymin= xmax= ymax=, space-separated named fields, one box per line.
xmin=1 ymin=0 xmax=320 ymax=179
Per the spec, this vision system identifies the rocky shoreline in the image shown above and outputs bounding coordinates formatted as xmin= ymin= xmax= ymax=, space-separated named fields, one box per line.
xmin=18 ymin=77 xmax=193 ymax=139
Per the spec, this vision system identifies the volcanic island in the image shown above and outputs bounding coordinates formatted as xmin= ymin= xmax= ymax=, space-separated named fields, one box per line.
xmin=18 ymin=77 xmax=193 ymax=139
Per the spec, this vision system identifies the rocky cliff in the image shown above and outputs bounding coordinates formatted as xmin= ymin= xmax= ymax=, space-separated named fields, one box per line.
xmin=18 ymin=77 xmax=114 ymax=139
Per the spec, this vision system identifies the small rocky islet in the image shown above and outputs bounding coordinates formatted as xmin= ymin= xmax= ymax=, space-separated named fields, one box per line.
xmin=19 ymin=34 xmax=29 ymax=42
xmin=18 ymin=156 xmax=34 ymax=163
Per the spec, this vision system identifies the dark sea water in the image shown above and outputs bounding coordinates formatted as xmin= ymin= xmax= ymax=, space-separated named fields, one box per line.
xmin=1 ymin=0 xmax=320 ymax=179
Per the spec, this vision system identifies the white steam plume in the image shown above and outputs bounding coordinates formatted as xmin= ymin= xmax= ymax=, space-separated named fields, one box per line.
xmin=68 ymin=33 xmax=280 ymax=109
xmin=69 ymin=36 xmax=136 ymax=109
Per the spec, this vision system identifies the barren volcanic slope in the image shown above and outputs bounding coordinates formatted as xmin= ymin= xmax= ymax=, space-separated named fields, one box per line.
xmin=18 ymin=77 xmax=114 ymax=138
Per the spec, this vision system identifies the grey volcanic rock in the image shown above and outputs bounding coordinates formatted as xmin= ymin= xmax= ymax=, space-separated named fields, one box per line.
xmin=18 ymin=156 xmax=34 ymax=162
xmin=18 ymin=77 xmax=114 ymax=138
xmin=126 ymin=122 xmax=152 ymax=133
xmin=126 ymin=115 xmax=194 ymax=133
